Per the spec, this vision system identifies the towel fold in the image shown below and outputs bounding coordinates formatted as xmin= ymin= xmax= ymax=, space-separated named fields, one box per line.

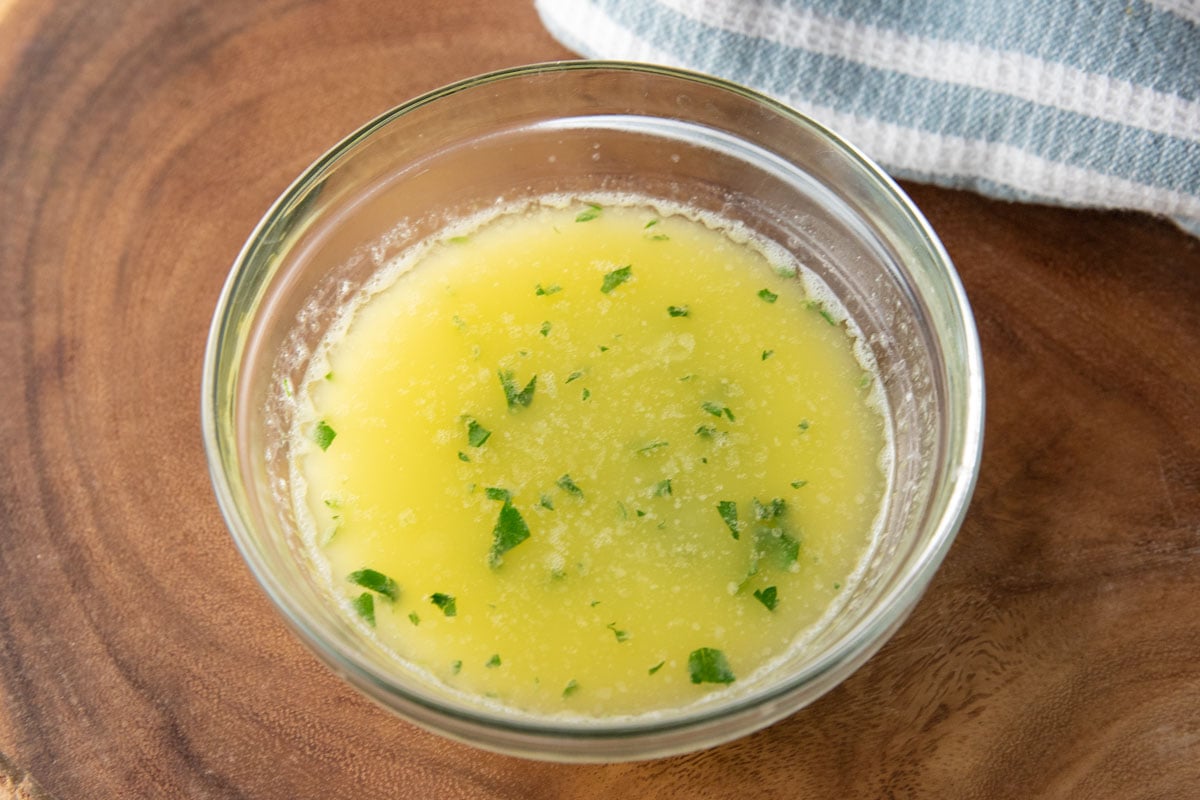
xmin=535 ymin=0 xmax=1200 ymax=235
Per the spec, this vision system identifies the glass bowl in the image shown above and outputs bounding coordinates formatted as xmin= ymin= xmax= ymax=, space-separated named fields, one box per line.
xmin=202 ymin=61 xmax=984 ymax=761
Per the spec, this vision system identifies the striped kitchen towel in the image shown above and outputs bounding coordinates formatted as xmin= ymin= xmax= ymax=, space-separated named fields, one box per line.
xmin=535 ymin=0 xmax=1200 ymax=235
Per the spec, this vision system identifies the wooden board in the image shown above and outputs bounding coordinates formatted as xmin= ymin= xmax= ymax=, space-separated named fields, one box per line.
xmin=2 ymin=1 xmax=1198 ymax=797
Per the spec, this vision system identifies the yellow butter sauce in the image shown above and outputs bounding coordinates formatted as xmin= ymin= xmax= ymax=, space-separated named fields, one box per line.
xmin=293 ymin=199 xmax=888 ymax=716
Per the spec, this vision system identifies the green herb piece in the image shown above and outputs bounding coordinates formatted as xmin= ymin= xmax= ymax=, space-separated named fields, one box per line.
xmin=466 ymin=418 xmax=491 ymax=448
xmin=798 ymin=419 xmax=811 ymax=432
xmin=447 ymin=235 xmax=470 ymax=244
xmin=679 ymin=374 xmax=695 ymax=382
xmin=539 ymin=494 xmax=555 ymax=510
xmin=859 ymin=372 xmax=872 ymax=389
xmin=761 ymin=349 xmax=774 ymax=360
xmin=499 ymin=370 xmax=537 ymax=409
xmin=282 ymin=377 xmax=294 ymax=398
xmin=688 ymin=647 xmax=735 ymax=684
xmin=790 ymin=479 xmax=808 ymax=489
xmin=758 ymin=529 xmax=802 ymax=568
xmin=648 ymin=234 xmax=670 ymax=241
xmin=535 ymin=283 xmax=562 ymax=296
xmin=324 ymin=371 xmax=333 ymax=381
xmin=702 ymin=401 xmax=735 ymax=422
xmin=451 ymin=660 xmax=462 ymax=674
xmin=667 ymin=305 xmax=690 ymax=317
xmin=347 ymin=568 xmax=399 ymax=602
xmin=648 ymin=660 xmax=665 ymax=675
xmin=644 ymin=219 xmax=659 ymax=229
xmin=717 ymin=500 xmax=740 ymax=540
xmin=757 ymin=288 xmax=779 ymax=303
xmin=833 ymin=582 xmax=841 ymax=590
xmin=313 ymin=420 xmax=337 ymax=451
xmin=617 ymin=501 xmax=629 ymax=521
xmin=753 ymin=497 xmax=786 ymax=521
xmin=581 ymin=388 xmax=591 ymax=401
xmin=695 ymin=424 xmax=718 ymax=439
xmin=457 ymin=451 xmax=470 ymax=462
xmin=807 ymin=300 xmax=837 ymax=325
xmin=485 ymin=654 xmax=501 ymax=668
xmin=636 ymin=509 xmax=647 ymax=517
xmin=451 ymin=314 xmax=466 ymax=329
xmin=653 ymin=479 xmax=672 ymax=497
xmin=557 ymin=474 xmax=583 ymax=497
xmin=565 ymin=370 xmax=584 ymax=384
xmin=540 ymin=321 xmax=552 ymax=337
xmin=600 ymin=265 xmax=633 ymax=294
xmin=590 ymin=599 xmax=601 ymax=607
xmin=408 ymin=612 xmax=420 ymax=626
xmin=598 ymin=345 xmax=609 ymax=353
xmin=429 ymin=593 xmax=457 ymax=617
xmin=351 ymin=593 xmax=375 ymax=627
xmin=637 ymin=440 xmax=669 ymax=455
xmin=575 ymin=203 xmax=602 ymax=222
xmin=753 ymin=586 xmax=779 ymax=611
xmin=606 ymin=622 xmax=630 ymax=643
xmin=562 ymin=679 xmax=580 ymax=698
xmin=485 ymin=487 xmax=512 ymax=502
xmin=488 ymin=500 xmax=531 ymax=568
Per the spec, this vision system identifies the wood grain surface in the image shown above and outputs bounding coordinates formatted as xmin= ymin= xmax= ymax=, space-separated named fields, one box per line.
xmin=2 ymin=1 xmax=1199 ymax=797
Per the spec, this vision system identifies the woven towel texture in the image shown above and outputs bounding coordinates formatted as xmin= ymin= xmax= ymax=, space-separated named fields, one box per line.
xmin=535 ymin=0 xmax=1200 ymax=234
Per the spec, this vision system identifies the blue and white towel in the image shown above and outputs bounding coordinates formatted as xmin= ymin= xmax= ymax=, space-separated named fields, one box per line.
xmin=535 ymin=0 xmax=1200 ymax=235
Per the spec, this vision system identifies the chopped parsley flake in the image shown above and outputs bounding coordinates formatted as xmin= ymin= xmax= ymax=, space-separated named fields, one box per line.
xmin=653 ymin=479 xmax=672 ymax=497
xmin=351 ymin=593 xmax=375 ymax=627
xmin=563 ymin=679 xmax=580 ymax=698
xmin=600 ymin=265 xmax=633 ymax=294
xmin=448 ymin=235 xmax=470 ymax=244
xmin=790 ymin=479 xmax=808 ymax=489
xmin=565 ymin=370 xmax=584 ymax=383
xmin=535 ymin=283 xmax=562 ymax=296
xmin=539 ymin=494 xmax=555 ymax=510
xmin=761 ymin=349 xmax=774 ymax=360
xmin=637 ymin=440 xmax=669 ymax=455
xmin=717 ymin=500 xmax=740 ymax=539
xmin=429 ymin=593 xmax=457 ymax=617
xmin=499 ymin=370 xmax=537 ymax=409
xmin=347 ymin=568 xmax=399 ymax=602
xmin=807 ymin=300 xmax=837 ymax=325
xmin=575 ymin=203 xmax=602 ymax=222
xmin=282 ymin=377 xmax=293 ymax=398
xmin=648 ymin=660 xmax=665 ymax=675
xmin=408 ymin=612 xmax=420 ymax=626
xmin=688 ymin=647 xmax=735 ymax=684
xmin=702 ymin=401 xmax=735 ymax=422
xmin=581 ymin=388 xmax=591 ymax=401
xmin=757 ymin=288 xmax=779 ymax=303
xmin=324 ymin=371 xmax=333 ymax=381
xmin=667 ymin=305 xmax=690 ymax=317
xmin=798 ymin=419 xmax=811 ymax=431
xmin=648 ymin=234 xmax=670 ymax=241
xmin=313 ymin=420 xmax=337 ymax=451
xmin=488 ymin=500 xmax=531 ymax=568
xmin=540 ymin=321 xmax=552 ymax=337
xmin=753 ymin=586 xmax=779 ymax=611
xmin=753 ymin=497 xmax=787 ymax=521
xmin=695 ymin=424 xmax=718 ymax=439
xmin=467 ymin=419 xmax=491 ymax=447
xmin=457 ymin=451 xmax=470 ymax=462
xmin=606 ymin=622 xmax=630 ymax=643
xmin=644 ymin=219 xmax=659 ymax=229
xmin=485 ymin=486 xmax=512 ymax=502
xmin=556 ymin=474 xmax=584 ymax=497
xmin=451 ymin=660 xmax=462 ymax=674
xmin=485 ymin=654 xmax=501 ymax=668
